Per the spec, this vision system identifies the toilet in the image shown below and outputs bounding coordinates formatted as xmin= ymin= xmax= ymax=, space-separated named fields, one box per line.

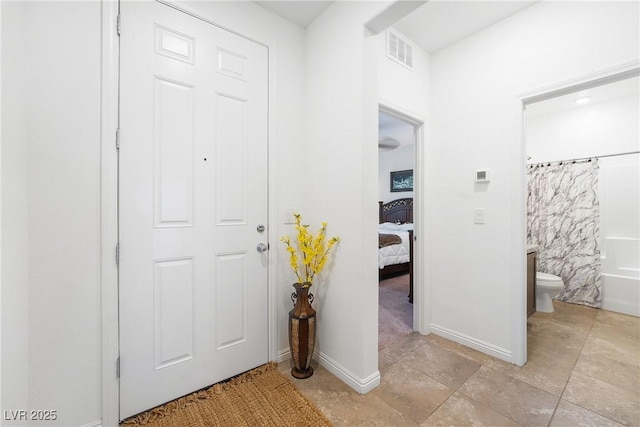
xmin=536 ymin=272 xmax=564 ymax=313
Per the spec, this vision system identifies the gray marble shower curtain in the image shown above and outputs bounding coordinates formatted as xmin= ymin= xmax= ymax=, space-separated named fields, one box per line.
xmin=527 ymin=161 xmax=602 ymax=308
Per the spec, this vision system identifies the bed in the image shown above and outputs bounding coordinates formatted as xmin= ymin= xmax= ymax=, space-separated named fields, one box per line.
xmin=378 ymin=198 xmax=414 ymax=303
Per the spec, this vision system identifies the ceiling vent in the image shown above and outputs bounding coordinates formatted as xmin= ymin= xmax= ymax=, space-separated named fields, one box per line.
xmin=387 ymin=29 xmax=413 ymax=69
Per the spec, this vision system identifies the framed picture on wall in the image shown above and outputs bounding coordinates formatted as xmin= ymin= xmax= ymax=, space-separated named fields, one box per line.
xmin=390 ymin=169 xmax=413 ymax=192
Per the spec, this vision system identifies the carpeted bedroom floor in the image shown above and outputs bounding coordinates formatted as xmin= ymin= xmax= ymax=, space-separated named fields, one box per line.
xmin=378 ymin=274 xmax=413 ymax=350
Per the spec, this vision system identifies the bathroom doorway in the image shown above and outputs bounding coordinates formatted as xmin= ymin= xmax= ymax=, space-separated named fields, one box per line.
xmin=377 ymin=104 xmax=425 ymax=350
xmin=522 ymin=67 xmax=640 ymax=357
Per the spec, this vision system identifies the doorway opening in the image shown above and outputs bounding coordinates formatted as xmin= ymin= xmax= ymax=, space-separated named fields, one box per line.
xmin=377 ymin=104 xmax=424 ymax=350
xmin=522 ymin=66 xmax=640 ymax=363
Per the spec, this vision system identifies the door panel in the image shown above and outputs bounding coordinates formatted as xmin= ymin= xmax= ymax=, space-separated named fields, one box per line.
xmin=153 ymin=76 xmax=195 ymax=227
xmin=119 ymin=1 xmax=268 ymax=419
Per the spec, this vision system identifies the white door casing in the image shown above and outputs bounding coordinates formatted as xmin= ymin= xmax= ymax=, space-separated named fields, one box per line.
xmin=119 ymin=1 xmax=269 ymax=418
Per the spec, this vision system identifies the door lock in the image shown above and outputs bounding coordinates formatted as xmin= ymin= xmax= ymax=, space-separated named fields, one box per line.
xmin=256 ymin=224 xmax=265 ymax=233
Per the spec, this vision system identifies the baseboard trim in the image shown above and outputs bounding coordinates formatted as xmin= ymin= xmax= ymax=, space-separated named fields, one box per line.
xmin=278 ymin=346 xmax=380 ymax=393
xmin=314 ymin=350 xmax=380 ymax=394
xmin=276 ymin=347 xmax=291 ymax=364
xmin=430 ymin=324 xmax=512 ymax=363
xmin=83 ymin=420 xmax=102 ymax=427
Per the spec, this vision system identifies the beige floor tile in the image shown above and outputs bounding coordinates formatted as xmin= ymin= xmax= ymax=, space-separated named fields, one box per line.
xmin=596 ymin=310 xmax=640 ymax=338
xmin=423 ymin=391 xmax=521 ymax=427
xmin=588 ymin=322 xmax=640 ymax=360
xmin=458 ymin=366 xmax=559 ymax=426
xmin=279 ymin=298 xmax=639 ymax=427
xmin=379 ymin=332 xmax=431 ymax=371
xmin=550 ymin=400 xmax=625 ymax=427
xmin=373 ymin=361 xmax=454 ymax=424
xmin=526 ymin=320 xmax=586 ymax=364
xmin=378 ymin=311 xmax=413 ymax=351
xmin=581 ymin=335 xmax=640 ymax=369
xmin=320 ymin=392 xmax=419 ymax=426
xmin=563 ymin=372 xmax=640 ymax=427
xmin=552 ymin=300 xmax=599 ymax=319
xmin=526 ymin=346 xmax=577 ymax=370
xmin=429 ymin=335 xmax=495 ymax=365
xmin=284 ymin=362 xmax=352 ymax=397
xmin=400 ymin=341 xmax=481 ymax=389
xmin=532 ymin=301 xmax=598 ymax=333
xmin=286 ymin=363 xmax=419 ymax=426
xmin=574 ymin=349 xmax=640 ymax=393
xmin=528 ymin=310 xmax=592 ymax=341
xmin=484 ymin=347 xmax=573 ymax=396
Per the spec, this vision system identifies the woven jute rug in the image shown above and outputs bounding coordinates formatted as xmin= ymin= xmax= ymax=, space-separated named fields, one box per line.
xmin=120 ymin=362 xmax=332 ymax=427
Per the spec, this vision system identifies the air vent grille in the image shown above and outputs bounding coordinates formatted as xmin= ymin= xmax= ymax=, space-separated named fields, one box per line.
xmin=387 ymin=29 xmax=413 ymax=69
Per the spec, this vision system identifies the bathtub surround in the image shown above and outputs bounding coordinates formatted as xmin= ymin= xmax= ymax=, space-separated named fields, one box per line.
xmin=527 ymin=160 xmax=602 ymax=308
xmin=598 ymin=155 xmax=640 ymax=317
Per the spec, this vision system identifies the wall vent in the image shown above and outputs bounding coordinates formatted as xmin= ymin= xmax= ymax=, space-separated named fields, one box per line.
xmin=387 ymin=29 xmax=413 ymax=69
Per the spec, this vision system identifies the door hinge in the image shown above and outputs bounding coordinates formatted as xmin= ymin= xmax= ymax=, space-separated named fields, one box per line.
xmin=116 ymin=357 xmax=120 ymax=379
xmin=115 ymin=243 xmax=120 ymax=266
xmin=115 ymin=128 xmax=120 ymax=150
xmin=117 ymin=14 xmax=121 ymax=36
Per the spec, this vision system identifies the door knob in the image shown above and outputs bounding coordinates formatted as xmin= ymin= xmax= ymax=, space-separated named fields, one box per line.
xmin=256 ymin=243 xmax=268 ymax=253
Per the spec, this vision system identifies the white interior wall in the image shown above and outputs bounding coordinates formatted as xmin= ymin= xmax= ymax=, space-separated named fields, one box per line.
xmin=379 ymin=146 xmax=414 ymax=202
xmin=378 ymin=27 xmax=430 ymax=120
xmin=527 ymin=95 xmax=639 ymax=163
xmin=1 ymin=1 xmax=306 ymax=425
xmin=26 ymin=3 xmax=102 ymax=424
xmin=428 ymin=1 xmax=639 ymax=359
xmin=1 ymin=2 xmax=30 ymax=421
xmin=0 ymin=0 xmax=2 ymax=416
xmin=0 ymin=2 xmax=104 ymax=425
xmin=527 ymin=88 xmax=640 ymax=317
xmin=303 ymin=0 xmax=391 ymax=388
xmin=0 ymin=0 xmax=3 ymax=418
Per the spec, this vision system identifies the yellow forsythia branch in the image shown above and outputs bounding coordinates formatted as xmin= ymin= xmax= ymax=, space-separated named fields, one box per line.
xmin=280 ymin=213 xmax=339 ymax=286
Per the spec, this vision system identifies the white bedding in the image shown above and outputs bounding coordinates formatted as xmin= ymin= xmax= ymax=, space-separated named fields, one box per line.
xmin=378 ymin=223 xmax=413 ymax=269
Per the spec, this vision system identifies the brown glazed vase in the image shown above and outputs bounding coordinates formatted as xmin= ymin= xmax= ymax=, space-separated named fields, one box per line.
xmin=289 ymin=282 xmax=316 ymax=379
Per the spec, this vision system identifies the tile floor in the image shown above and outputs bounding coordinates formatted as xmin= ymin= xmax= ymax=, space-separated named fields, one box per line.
xmin=280 ymin=299 xmax=640 ymax=426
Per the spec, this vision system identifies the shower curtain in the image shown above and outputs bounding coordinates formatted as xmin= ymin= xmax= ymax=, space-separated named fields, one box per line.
xmin=527 ymin=160 xmax=602 ymax=308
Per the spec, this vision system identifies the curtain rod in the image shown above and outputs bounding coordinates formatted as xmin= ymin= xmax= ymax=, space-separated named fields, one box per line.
xmin=527 ymin=150 xmax=640 ymax=167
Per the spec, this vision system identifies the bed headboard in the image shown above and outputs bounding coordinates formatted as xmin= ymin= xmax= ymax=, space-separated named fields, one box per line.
xmin=379 ymin=198 xmax=413 ymax=224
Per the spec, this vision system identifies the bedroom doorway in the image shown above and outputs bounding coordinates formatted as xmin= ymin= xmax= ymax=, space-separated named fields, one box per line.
xmin=378 ymin=105 xmax=422 ymax=350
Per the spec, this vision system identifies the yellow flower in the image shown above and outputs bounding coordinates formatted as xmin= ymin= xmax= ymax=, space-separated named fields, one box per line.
xmin=280 ymin=213 xmax=339 ymax=285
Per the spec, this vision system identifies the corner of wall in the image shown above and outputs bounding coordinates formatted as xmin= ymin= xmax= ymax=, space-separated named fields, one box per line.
xmin=315 ymin=350 xmax=381 ymax=394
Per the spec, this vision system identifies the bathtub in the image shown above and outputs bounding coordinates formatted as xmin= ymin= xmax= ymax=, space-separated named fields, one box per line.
xmin=601 ymin=237 xmax=640 ymax=317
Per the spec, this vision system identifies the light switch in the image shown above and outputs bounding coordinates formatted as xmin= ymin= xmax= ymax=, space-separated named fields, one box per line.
xmin=283 ymin=208 xmax=298 ymax=225
xmin=474 ymin=208 xmax=486 ymax=224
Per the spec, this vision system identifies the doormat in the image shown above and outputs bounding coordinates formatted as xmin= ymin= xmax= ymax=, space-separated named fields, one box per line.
xmin=120 ymin=362 xmax=332 ymax=426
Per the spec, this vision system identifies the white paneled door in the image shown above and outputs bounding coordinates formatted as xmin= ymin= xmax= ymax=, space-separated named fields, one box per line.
xmin=119 ymin=1 xmax=269 ymax=419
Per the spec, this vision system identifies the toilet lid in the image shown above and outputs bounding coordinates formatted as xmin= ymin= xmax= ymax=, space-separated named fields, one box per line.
xmin=536 ymin=272 xmax=563 ymax=283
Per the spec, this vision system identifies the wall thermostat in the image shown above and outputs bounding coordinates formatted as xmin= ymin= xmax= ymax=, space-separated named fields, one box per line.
xmin=475 ymin=169 xmax=490 ymax=183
